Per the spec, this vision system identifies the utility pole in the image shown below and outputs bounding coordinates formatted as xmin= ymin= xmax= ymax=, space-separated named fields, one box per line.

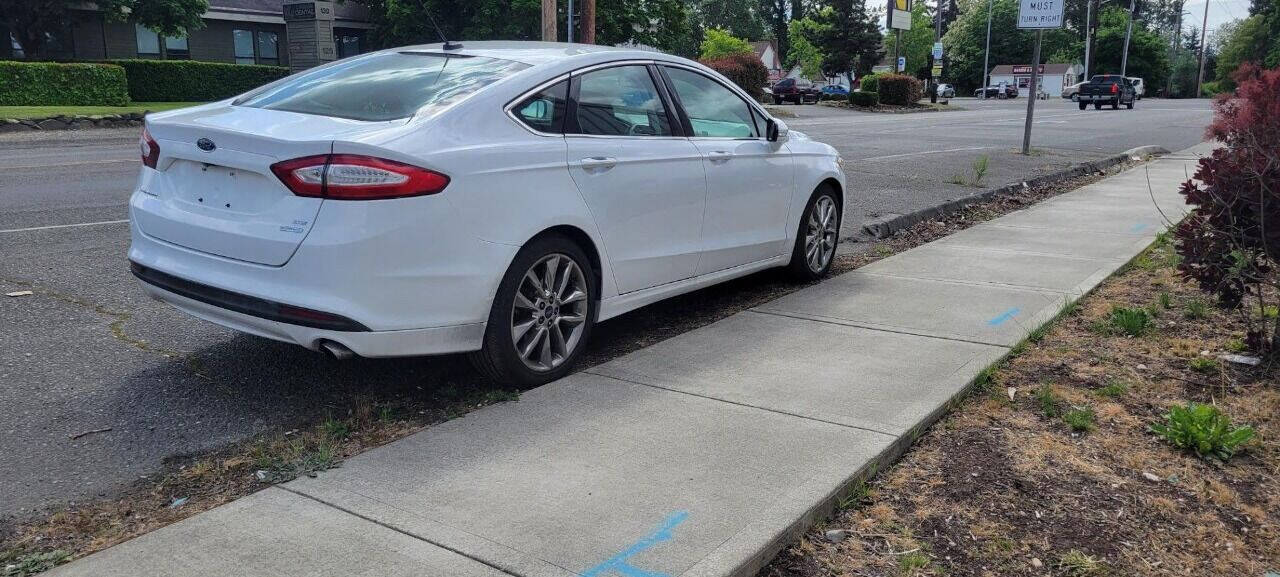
xmin=567 ymin=0 xmax=574 ymax=42
xmin=982 ymin=0 xmax=993 ymax=98
xmin=1194 ymin=0 xmax=1209 ymax=97
xmin=541 ymin=0 xmax=556 ymax=42
xmin=1083 ymin=0 xmax=1093 ymax=79
xmin=1120 ymin=0 xmax=1136 ymax=76
xmin=931 ymin=0 xmax=942 ymax=103
xmin=582 ymin=0 xmax=595 ymax=44
xmin=1167 ymin=4 xmax=1183 ymax=96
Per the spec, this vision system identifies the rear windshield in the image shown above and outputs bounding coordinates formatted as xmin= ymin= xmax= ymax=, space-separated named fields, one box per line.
xmin=236 ymin=52 xmax=530 ymax=121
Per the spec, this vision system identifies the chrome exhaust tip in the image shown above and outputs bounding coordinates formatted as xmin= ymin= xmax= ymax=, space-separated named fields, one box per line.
xmin=319 ymin=340 xmax=356 ymax=360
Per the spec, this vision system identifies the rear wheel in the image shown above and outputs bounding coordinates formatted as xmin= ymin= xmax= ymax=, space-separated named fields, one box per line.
xmin=773 ymin=96 xmax=782 ymax=105
xmin=1078 ymin=101 xmax=1088 ymax=110
xmin=1126 ymin=99 xmax=1134 ymax=109
xmin=1111 ymin=99 xmax=1119 ymax=110
xmin=787 ymin=186 xmax=841 ymax=280
xmin=470 ymin=235 xmax=595 ymax=387
xmin=1094 ymin=102 xmax=1103 ymax=110
xmin=1071 ymin=93 xmax=1080 ymax=102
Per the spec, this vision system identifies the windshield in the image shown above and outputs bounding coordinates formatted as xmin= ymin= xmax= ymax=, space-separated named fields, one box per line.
xmin=236 ymin=52 xmax=530 ymax=121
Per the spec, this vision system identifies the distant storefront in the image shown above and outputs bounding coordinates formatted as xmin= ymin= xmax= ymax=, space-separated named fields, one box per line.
xmin=1 ymin=0 xmax=373 ymax=70
xmin=988 ymin=63 xmax=1083 ymax=96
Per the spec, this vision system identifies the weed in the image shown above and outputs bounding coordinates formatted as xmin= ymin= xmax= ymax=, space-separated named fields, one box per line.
xmin=1106 ymin=306 xmax=1151 ymax=337
xmin=1157 ymin=291 xmax=1172 ymax=309
xmin=874 ymin=245 xmax=895 ymax=257
xmin=1056 ymin=550 xmax=1103 ymax=576
xmin=1184 ymin=298 xmax=1210 ymax=320
xmin=973 ymin=366 xmax=997 ymax=390
xmin=1150 ymin=402 xmax=1256 ymax=461
xmin=946 ymin=173 xmax=967 ymax=186
xmin=1153 ymin=229 xmax=1172 ymax=247
xmin=1063 ymin=406 xmax=1097 ymax=432
xmin=1188 ymin=357 xmax=1218 ymax=373
xmin=1225 ymin=338 xmax=1247 ymax=353
xmin=481 ymin=389 xmax=521 ymax=403
xmin=378 ymin=406 xmax=395 ymax=423
xmin=972 ymin=154 xmax=990 ymax=185
xmin=322 ymin=417 xmax=350 ymax=441
xmin=839 ymin=479 xmax=872 ymax=509
xmin=1034 ymin=384 xmax=1061 ymax=418
xmin=898 ymin=551 xmax=931 ymax=573
xmin=1027 ymin=323 xmax=1050 ymax=344
xmin=1264 ymin=305 xmax=1278 ymax=319
xmin=0 ymin=549 xmax=71 ymax=577
xmin=1096 ymin=379 xmax=1129 ymax=398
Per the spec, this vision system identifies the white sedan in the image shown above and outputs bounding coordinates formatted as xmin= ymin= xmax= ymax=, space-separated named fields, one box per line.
xmin=129 ymin=41 xmax=846 ymax=385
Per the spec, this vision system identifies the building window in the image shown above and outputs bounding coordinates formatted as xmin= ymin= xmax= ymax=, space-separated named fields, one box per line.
xmin=337 ymin=34 xmax=361 ymax=59
xmin=233 ymin=29 xmax=255 ymax=64
xmin=9 ymin=32 xmax=24 ymax=59
xmin=256 ymin=31 xmax=278 ymax=65
xmin=164 ymin=35 xmax=189 ymax=59
xmin=135 ymin=24 xmax=160 ymax=57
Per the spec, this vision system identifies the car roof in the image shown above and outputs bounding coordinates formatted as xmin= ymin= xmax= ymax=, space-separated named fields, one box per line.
xmin=392 ymin=40 xmax=671 ymax=67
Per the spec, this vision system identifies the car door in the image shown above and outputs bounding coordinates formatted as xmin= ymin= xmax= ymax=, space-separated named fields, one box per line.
xmin=564 ymin=63 xmax=707 ymax=294
xmin=660 ymin=65 xmax=793 ymax=275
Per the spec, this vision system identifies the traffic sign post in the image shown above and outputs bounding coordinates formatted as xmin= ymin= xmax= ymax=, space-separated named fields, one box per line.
xmin=1017 ymin=0 xmax=1064 ymax=155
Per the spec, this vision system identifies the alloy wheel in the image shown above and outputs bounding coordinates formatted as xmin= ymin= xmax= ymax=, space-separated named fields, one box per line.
xmin=510 ymin=253 xmax=588 ymax=372
xmin=804 ymin=195 xmax=839 ymax=273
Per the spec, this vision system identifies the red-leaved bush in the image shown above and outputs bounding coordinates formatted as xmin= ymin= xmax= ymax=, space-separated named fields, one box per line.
xmin=1174 ymin=63 xmax=1280 ymax=353
xmin=700 ymin=53 xmax=769 ymax=101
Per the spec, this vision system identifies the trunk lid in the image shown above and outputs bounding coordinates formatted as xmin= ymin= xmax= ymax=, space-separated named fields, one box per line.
xmin=133 ymin=105 xmax=405 ymax=266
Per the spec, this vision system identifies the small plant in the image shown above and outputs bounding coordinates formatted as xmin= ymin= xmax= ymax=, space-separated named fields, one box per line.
xmin=1106 ymin=305 xmax=1152 ymax=337
xmin=1056 ymin=550 xmax=1102 ymax=576
xmin=1027 ymin=323 xmax=1051 ymax=344
xmin=1096 ymin=379 xmax=1129 ymax=398
xmin=1063 ymin=406 xmax=1097 ymax=432
xmin=971 ymin=154 xmax=990 ymax=186
xmin=1034 ymin=384 xmax=1061 ymax=418
xmin=0 ymin=549 xmax=71 ymax=577
xmin=898 ymin=550 xmax=931 ymax=573
xmin=1188 ymin=357 xmax=1219 ymax=373
xmin=1150 ymin=402 xmax=1255 ymax=461
xmin=1184 ymin=297 xmax=1210 ymax=320
xmin=1157 ymin=291 xmax=1172 ymax=309
xmin=973 ymin=366 xmax=997 ymax=389
xmin=322 ymin=417 xmax=350 ymax=441
xmin=1225 ymin=338 xmax=1247 ymax=353
xmin=946 ymin=173 xmax=967 ymax=186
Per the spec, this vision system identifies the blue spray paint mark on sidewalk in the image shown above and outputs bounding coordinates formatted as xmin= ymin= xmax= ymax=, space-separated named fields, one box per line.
xmin=582 ymin=511 xmax=689 ymax=577
xmin=987 ymin=307 xmax=1021 ymax=326
xmin=1131 ymin=222 xmax=1150 ymax=233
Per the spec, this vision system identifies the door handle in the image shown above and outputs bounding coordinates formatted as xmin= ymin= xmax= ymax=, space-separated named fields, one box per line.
xmin=579 ymin=157 xmax=617 ymax=171
xmin=707 ymin=150 xmax=733 ymax=163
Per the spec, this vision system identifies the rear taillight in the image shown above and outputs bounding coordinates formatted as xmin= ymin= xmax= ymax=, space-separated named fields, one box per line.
xmin=270 ymin=154 xmax=450 ymax=200
xmin=140 ymin=127 xmax=159 ymax=169
xmin=1110 ymin=83 xmax=1118 ymax=94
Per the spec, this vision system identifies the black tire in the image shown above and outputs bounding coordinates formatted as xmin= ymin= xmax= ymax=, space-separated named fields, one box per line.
xmin=1071 ymin=93 xmax=1079 ymax=102
xmin=773 ymin=96 xmax=782 ymax=105
xmin=1126 ymin=99 xmax=1134 ymax=109
xmin=1079 ymin=101 xmax=1088 ymax=110
xmin=469 ymin=234 xmax=596 ymax=387
xmin=1094 ymin=102 xmax=1103 ymax=110
xmin=1111 ymin=99 xmax=1119 ymax=110
xmin=787 ymin=185 xmax=841 ymax=280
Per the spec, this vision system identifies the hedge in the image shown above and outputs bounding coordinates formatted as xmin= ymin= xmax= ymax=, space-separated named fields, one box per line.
xmin=858 ymin=74 xmax=880 ymax=94
xmin=107 ymin=59 xmax=290 ymax=102
xmin=700 ymin=53 xmax=769 ymax=101
xmin=877 ymin=74 xmax=924 ymax=106
xmin=0 ymin=61 xmax=130 ymax=106
xmin=848 ymin=91 xmax=879 ymax=107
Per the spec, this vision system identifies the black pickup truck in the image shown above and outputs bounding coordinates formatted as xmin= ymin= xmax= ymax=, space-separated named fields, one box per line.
xmin=1077 ymin=75 xmax=1136 ymax=110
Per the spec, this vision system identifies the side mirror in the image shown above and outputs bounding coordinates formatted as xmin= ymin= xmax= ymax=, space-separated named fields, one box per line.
xmin=766 ymin=117 xmax=788 ymax=142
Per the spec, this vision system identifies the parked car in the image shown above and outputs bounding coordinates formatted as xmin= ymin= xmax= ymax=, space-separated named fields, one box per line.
xmin=129 ymin=42 xmax=846 ymax=386
xmin=973 ymin=85 xmax=1019 ymax=98
xmin=821 ymin=84 xmax=849 ymax=96
xmin=936 ymin=83 xmax=955 ymax=98
xmin=1061 ymin=81 xmax=1085 ymax=101
xmin=772 ymin=77 xmax=821 ymax=104
xmin=1077 ymin=74 xmax=1136 ymax=110
xmin=1127 ymin=76 xmax=1145 ymax=100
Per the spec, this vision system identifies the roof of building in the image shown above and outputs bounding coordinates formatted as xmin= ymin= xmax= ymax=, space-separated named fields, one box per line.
xmin=750 ymin=40 xmax=781 ymax=69
xmin=207 ymin=0 xmax=370 ymax=21
xmin=989 ymin=63 xmax=1079 ymax=75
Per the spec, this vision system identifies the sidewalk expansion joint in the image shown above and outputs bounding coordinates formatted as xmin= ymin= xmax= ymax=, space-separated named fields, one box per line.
xmin=276 ymin=486 xmax=531 ymax=577
xmin=743 ymin=308 xmax=1015 ymax=349
xmin=581 ymin=371 xmax=900 ymax=438
xmin=835 ymin=269 xmax=1085 ymax=297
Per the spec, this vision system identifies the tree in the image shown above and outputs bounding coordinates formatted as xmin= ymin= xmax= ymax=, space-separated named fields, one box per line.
xmin=1 ymin=0 xmax=207 ymax=58
xmin=761 ymin=0 xmax=792 ymax=61
xmin=807 ymin=0 xmax=881 ymax=85
xmin=888 ymin=1 xmax=935 ymax=78
xmin=700 ymin=0 xmax=769 ymax=40
xmin=700 ymin=27 xmax=755 ymax=59
xmin=1214 ymin=15 xmax=1276 ymax=89
xmin=1091 ymin=5 xmax=1169 ymax=88
xmin=786 ymin=16 xmax=827 ymax=77
xmin=941 ymin=0 xmax=1026 ymax=90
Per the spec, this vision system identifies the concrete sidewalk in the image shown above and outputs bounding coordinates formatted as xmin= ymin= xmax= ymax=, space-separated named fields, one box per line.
xmin=47 ymin=142 xmax=1213 ymax=577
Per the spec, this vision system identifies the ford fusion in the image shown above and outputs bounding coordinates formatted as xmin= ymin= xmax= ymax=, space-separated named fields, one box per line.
xmin=129 ymin=41 xmax=846 ymax=385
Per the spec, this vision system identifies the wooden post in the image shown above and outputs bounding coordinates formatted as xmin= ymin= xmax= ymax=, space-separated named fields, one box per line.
xmin=582 ymin=0 xmax=595 ymax=44
xmin=542 ymin=0 xmax=557 ymax=42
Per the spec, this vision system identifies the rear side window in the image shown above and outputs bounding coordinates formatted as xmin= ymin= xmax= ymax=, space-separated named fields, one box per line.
xmin=514 ymin=80 xmax=568 ymax=133
xmin=236 ymin=52 xmax=529 ymax=121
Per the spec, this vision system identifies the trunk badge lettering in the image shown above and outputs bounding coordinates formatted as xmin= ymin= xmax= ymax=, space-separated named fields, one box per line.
xmin=197 ymin=138 xmax=216 ymax=152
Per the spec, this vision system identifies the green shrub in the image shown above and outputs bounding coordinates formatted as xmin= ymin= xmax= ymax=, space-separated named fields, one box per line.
xmin=700 ymin=53 xmax=768 ymax=101
xmin=848 ymin=90 xmax=878 ymax=107
xmin=876 ymin=74 xmax=924 ymax=105
xmin=106 ymin=59 xmax=290 ymax=102
xmin=1034 ymin=384 xmax=1061 ymax=418
xmin=1106 ymin=305 xmax=1152 ymax=336
xmin=1150 ymin=402 xmax=1255 ymax=461
xmin=0 ymin=61 xmax=129 ymax=106
xmin=1063 ymin=406 xmax=1097 ymax=432
xmin=858 ymin=73 xmax=880 ymax=93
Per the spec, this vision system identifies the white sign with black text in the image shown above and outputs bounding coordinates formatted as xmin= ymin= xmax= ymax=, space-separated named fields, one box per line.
xmin=1017 ymin=0 xmax=1064 ymax=28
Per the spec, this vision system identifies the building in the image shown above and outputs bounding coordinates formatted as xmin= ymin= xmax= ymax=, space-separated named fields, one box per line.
xmin=750 ymin=40 xmax=784 ymax=83
xmin=2 ymin=0 xmax=372 ymax=71
xmin=987 ymin=63 xmax=1083 ymax=96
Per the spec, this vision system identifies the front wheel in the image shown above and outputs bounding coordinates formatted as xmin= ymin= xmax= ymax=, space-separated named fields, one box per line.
xmin=787 ymin=187 xmax=841 ymax=280
xmin=1071 ymin=93 xmax=1079 ymax=102
xmin=773 ymin=96 xmax=782 ymax=105
xmin=470 ymin=235 xmax=595 ymax=387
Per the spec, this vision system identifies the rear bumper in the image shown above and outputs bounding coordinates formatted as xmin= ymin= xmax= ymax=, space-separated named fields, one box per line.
xmin=1078 ymin=94 xmax=1117 ymax=101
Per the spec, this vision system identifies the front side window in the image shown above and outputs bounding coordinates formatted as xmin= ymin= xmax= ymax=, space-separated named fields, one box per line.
xmin=573 ymin=65 xmax=672 ymax=137
xmin=233 ymin=29 xmax=255 ymax=64
xmin=237 ymin=51 xmax=530 ymax=121
xmin=164 ymin=35 xmax=188 ymax=59
xmin=664 ymin=67 xmax=758 ymax=138
xmin=514 ymin=80 xmax=568 ymax=133
xmin=135 ymin=24 xmax=160 ymax=56
xmin=257 ymin=31 xmax=279 ymax=65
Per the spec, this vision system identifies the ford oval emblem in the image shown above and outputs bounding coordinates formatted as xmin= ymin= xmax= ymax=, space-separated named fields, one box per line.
xmin=196 ymin=138 xmax=216 ymax=152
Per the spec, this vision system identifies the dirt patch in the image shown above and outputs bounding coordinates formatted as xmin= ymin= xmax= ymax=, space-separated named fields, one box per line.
xmin=0 ymin=155 xmax=1145 ymax=575
xmin=761 ymin=238 xmax=1280 ymax=576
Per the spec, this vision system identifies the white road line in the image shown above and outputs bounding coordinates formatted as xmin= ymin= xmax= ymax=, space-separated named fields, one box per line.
xmin=2 ymin=158 xmax=137 ymax=170
xmin=0 ymin=219 xmax=129 ymax=234
xmin=856 ymin=146 xmax=990 ymax=162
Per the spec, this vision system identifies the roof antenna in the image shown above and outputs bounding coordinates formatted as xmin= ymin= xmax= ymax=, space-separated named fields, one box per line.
xmin=425 ymin=11 xmax=462 ymax=50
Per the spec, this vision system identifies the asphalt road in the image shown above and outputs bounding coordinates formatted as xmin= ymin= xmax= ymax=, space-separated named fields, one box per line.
xmin=0 ymin=97 xmax=1212 ymax=520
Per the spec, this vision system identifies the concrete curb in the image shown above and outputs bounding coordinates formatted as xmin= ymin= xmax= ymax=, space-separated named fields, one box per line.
xmin=858 ymin=145 xmax=1171 ymax=239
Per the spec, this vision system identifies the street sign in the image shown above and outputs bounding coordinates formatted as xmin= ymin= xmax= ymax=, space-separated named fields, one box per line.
xmin=932 ymin=64 xmax=943 ymax=77
xmin=897 ymin=56 xmax=906 ymax=72
xmin=1017 ymin=0 xmax=1065 ymax=29
xmin=888 ymin=0 xmax=913 ymax=30
xmin=931 ymin=42 xmax=943 ymax=59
